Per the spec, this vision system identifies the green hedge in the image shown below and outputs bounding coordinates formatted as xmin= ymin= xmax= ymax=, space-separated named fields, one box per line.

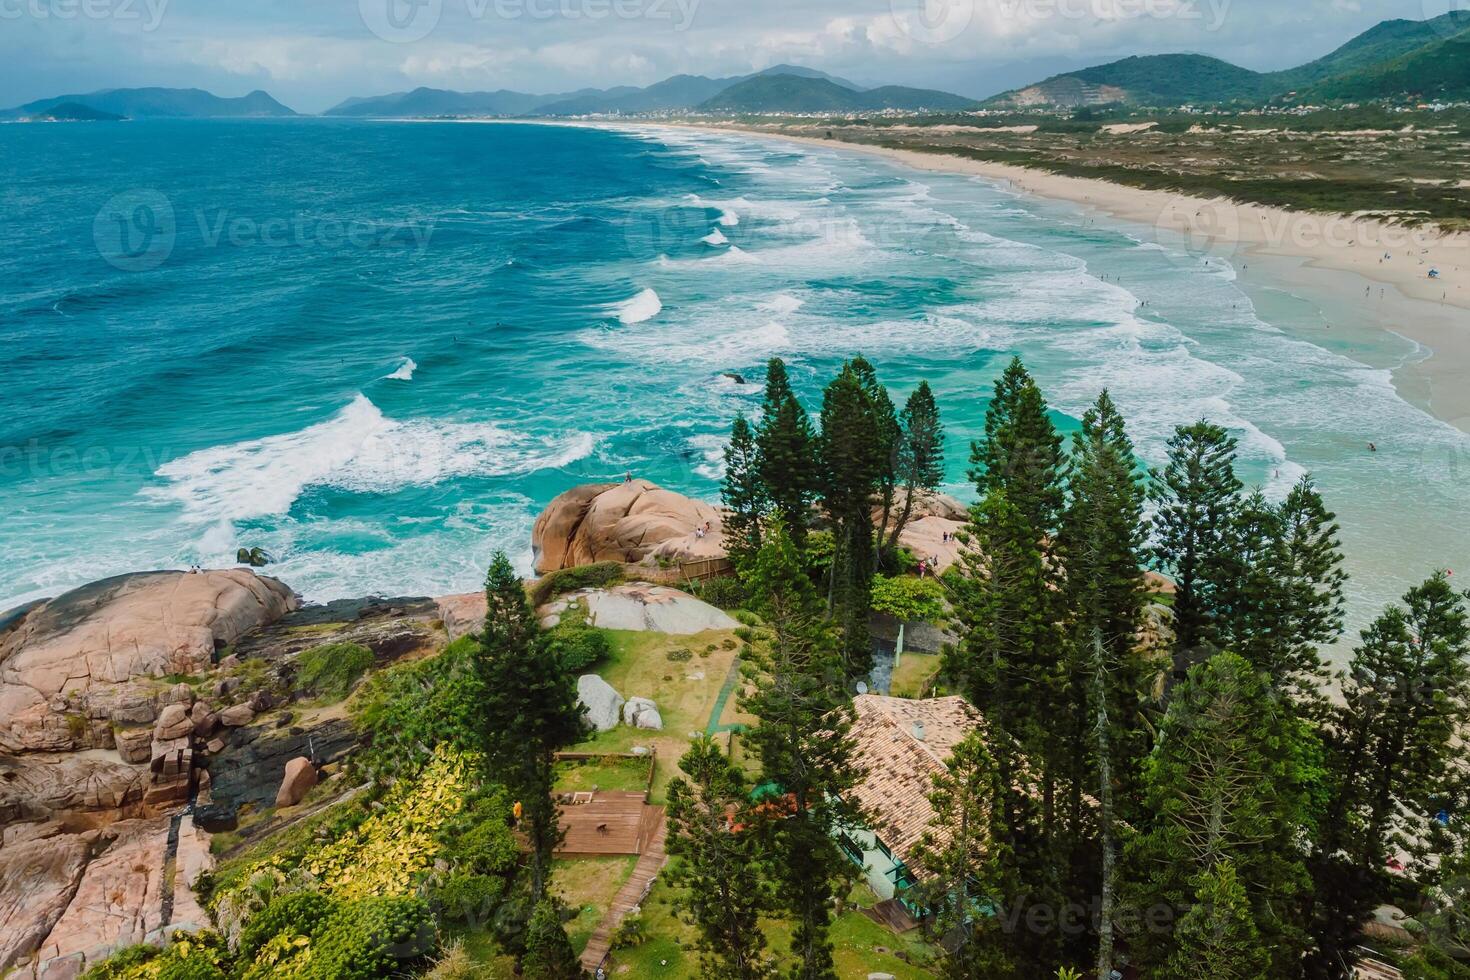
xmin=528 ymin=561 xmax=624 ymax=607
xmin=296 ymin=642 xmax=375 ymax=701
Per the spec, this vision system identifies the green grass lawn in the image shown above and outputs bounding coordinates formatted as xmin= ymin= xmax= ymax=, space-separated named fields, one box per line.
xmin=604 ymin=878 xmax=941 ymax=979
xmin=553 ymin=855 xmax=639 ymax=953
xmin=571 ymin=627 xmax=743 ymax=802
xmin=554 ymin=756 xmax=654 ymax=795
xmin=889 ymin=652 xmax=943 ymax=699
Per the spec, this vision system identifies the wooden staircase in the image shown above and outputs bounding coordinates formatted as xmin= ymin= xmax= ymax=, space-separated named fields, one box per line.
xmin=579 ymin=814 xmax=669 ymax=975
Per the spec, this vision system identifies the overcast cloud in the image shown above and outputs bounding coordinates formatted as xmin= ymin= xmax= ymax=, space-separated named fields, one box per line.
xmin=1 ymin=0 xmax=1462 ymax=112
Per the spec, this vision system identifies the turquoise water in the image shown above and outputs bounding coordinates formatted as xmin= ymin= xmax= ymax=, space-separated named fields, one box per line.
xmin=1 ymin=119 xmax=1466 ymax=639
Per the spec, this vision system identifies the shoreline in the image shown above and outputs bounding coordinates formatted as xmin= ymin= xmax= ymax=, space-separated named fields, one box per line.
xmin=646 ymin=121 xmax=1470 ymax=433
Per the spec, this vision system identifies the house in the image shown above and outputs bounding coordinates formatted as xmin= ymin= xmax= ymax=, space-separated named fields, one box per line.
xmin=837 ymin=694 xmax=985 ymax=919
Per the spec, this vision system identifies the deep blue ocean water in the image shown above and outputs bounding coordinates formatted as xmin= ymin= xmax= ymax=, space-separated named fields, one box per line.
xmin=2 ymin=119 xmax=1466 ymax=636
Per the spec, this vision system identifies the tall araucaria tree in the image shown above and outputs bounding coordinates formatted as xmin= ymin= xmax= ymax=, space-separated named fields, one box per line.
xmin=1127 ymin=651 xmax=1322 ymax=978
xmin=971 ymin=356 xmax=1066 ymax=538
xmin=476 ymin=554 xmax=588 ymax=905
xmin=818 ymin=360 xmax=885 ymax=676
xmin=740 ymin=522 xmax=858 ymax=980
xmin=1307 ymin=573 xmax=1470 ymax=974
xmin=755 ymin=357 xmax=818 ymax=547
xmin=887 ymin=380 xmax=945 ymax=553
xmin=850 ymin=356 xmax=901 ymax=565
xmin=721 ymin=413 xmax=766 ymax=572
xmin=666 ymin=735 xmax=777 ymax=980
xmin=1147 ymin=420 xmax=1243 ymax=670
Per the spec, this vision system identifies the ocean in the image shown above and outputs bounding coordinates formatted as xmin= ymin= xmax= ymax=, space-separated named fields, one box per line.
xmin=2 ymin=119 xmax=1466 ymax=644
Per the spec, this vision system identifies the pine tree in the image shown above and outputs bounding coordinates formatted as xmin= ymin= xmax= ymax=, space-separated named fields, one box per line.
xmin=1166 ymin=860 xmax=1271 ymax=980
xmin=818 ymin=362 xmax=884 ymax=677
xmin=888 ymin=380 xmax=945 ymax=553
xmin=477 ymin=554 xmax=588 ymax=904
xmin=947 ymin=489 xmax=1069 ymax=971
xmin=521 ymin=898 xmax=582 ymax=979
xmin=1147 ymin=421 xmax=1243 ymax=668
xmin=1332 ymin=573 xmax=1470 ymax=872
xmin=756 ymin=358 xmax=818 ymax=547
xmin=1271 ymin=476 xmax=1348 ymax=695
xmin=740 ymin=522 xmax=858 ymax=980
xmin=666 ymin=736 xmax=776 ymax=980
xmin=1127 ymin=651 xmax=1322 ymax=977
xmin=722 ymin=414 xmax=766 ymax=572
xmin=914 ymin=730 xmax=1017 ymax=980
xmin=970 ymin=357 xmax=1065 ymax=537
xmin=850 ymin=356 xmax=901 ymax=565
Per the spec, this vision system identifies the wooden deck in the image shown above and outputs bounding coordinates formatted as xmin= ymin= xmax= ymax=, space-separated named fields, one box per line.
xmin=864 ymin=898 xmax=922 ymax=934
xmin=580 ymin=814 xmax=669 ymax=975
xmin=556 ymin=791 xmax=664 ymax=857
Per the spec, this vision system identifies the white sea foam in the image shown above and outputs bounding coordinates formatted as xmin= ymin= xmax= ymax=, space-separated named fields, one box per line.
xmin=146 ymin=395 xmax=594 ymax=525
xmin=758 ymin=293 xmax=805 ymax=315
xmin=614 ymin=287 xmax=662 ymax=324
xmin=688 ymin=433 xmax=728 ymax=480
xmin=385 ymin=357 xmax=416 ymax=381
xmin=702 ymin=228 xmax=729 ymax=246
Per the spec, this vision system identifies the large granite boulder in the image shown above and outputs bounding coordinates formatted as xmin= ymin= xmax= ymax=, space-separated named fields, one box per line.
xmin=0 ymin=755 xmax=148 ymax=827
xmin=622 ymin=697 xmax=663 ymax=731
xmin=0 ymin=570 xmax=297 ymax=754
xmin=541 ymin=583 xmax=737 ymax=635
xmin=436 ymin=593 xmax=485 ymax=642
xmin=531 ymin=480 xmax=724 ymax=574
xmin=576 ymin=675 xmax=624 ymax=733
xmin=275 ymin=757 xmax=317 ymax=808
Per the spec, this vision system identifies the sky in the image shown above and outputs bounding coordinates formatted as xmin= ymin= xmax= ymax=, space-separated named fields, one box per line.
xmin=2 ymin=0 xmax=1464 ymax=113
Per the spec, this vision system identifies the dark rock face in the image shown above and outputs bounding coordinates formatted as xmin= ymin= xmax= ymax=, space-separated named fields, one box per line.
xmin=195 ymin=718 xmax=355 ymax=830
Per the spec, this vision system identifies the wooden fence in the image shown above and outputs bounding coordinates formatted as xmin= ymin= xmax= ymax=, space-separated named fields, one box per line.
xmin=625 ymin=556 xmax=734 ymax=586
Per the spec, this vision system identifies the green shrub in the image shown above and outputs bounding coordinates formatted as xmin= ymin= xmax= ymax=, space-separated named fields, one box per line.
xmin=529 ymin=561 xmax=624 ymax=607
xmin=240 ymin=890 xmax=333 ymax=958
xmin=296 ymin=642 xmax=375 ymax=701
xmin=610 ymin=912 xmax=647 ymax=949
xmin=542 ymin=623 xmax=611 ymax=673
xmin=350 ymin=636 xmax=484 ymax=782
xmin=303 ymin=895 xmax=434 ymax=980
xmin=871 ymin=575 xmax=948 ymax=624
xmin=692 ymin=575 xmax=746 ymax=609
xmin=83 ymin=934 xmax=231 ymax=980
xmin=521 ymin=900 xmax=580 ymax=979
xmin=665 ymin=647 xmax=693 ymax=663
xmin=434 ymin=873 xmax=508 ymax=925
xmin=80 ymin=945 xmax=158 ymax=979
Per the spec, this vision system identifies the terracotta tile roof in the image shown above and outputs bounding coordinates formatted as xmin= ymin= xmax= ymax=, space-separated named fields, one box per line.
xmin=846 ymin=695 xmax=984 ymax=873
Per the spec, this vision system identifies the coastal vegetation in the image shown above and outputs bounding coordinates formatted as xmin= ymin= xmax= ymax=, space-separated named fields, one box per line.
xmin=77 ymin=355 xmax=1470 ymax=980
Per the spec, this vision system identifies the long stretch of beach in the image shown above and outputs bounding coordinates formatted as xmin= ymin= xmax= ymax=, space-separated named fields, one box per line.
xmin=664 ymin=122 xmax=1470 ymax=433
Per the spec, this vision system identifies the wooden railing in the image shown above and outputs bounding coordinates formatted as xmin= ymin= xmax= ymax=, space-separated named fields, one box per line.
xmin=624 ymin=556 xmax=734 ymax=585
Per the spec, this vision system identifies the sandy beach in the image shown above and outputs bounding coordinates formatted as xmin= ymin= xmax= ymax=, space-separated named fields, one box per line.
xmin=662 ymin=122 xmax=1470 ymax=432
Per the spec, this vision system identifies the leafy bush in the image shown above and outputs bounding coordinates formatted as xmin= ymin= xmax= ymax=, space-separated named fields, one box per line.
xmin=82 ymin=934 xmax=231 ymax=980
xmin=665 ymin=647 xmax=693 ymax=663
xmin=434 ymin=873 xmax=508 ymax=925
xmin=692 ymin=575 xmax=746 ymax=609
xmin=870 ymin=575 xmax=948 ymax=624
xmin=296 ymin=643 xmax=375 ymax=701
xmin=542 ymin=623 xmax=611 ymax=673
xmin=240 ymin=891 xmax=332 ymax=958
xmin=305 ymin=895 xmax=434 ymax=979
xmin=351 ymin=637 xmax=484 ymax=782
xmin=610 ymin=912 xmax=647 ymax=949
xmin=529 ymin=561 xmax=624 ymax=607
xmin=802 ymin=530 xmax=835 ymax=575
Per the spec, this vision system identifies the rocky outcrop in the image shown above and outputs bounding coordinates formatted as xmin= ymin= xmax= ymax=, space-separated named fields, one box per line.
xmin=541 ymin=583 xmax=738 ymax=635
xmin=622 ymin=697 xmax=663 ymax=731
xmin=531 ymin=480 xmax=724 ymax=574
xmin=0 ymin=755 xmax=149 ymax=827
xmin=195 ymin=718 xmax=356 ymax=830
xmin=0 ymin=832 xmax=88 ymax=972
xmin=577 ymin=675 xmax=624 ymax=733
xmin=0 ymin=570 xmax=297 ymax=755
xmin=436 ymin=593 xmax=485 ymax=642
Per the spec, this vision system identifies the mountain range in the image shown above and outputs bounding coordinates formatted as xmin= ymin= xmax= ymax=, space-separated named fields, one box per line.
xmin=987 ymin=11 xmax=1470 ymax=107
xmin=318 ymin=65 xmax=972 ymax=117
xmin=6 ymin=14 xmax=1468 ymax=124
xmin=0 ymin=87 xmax=296 ymax=121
